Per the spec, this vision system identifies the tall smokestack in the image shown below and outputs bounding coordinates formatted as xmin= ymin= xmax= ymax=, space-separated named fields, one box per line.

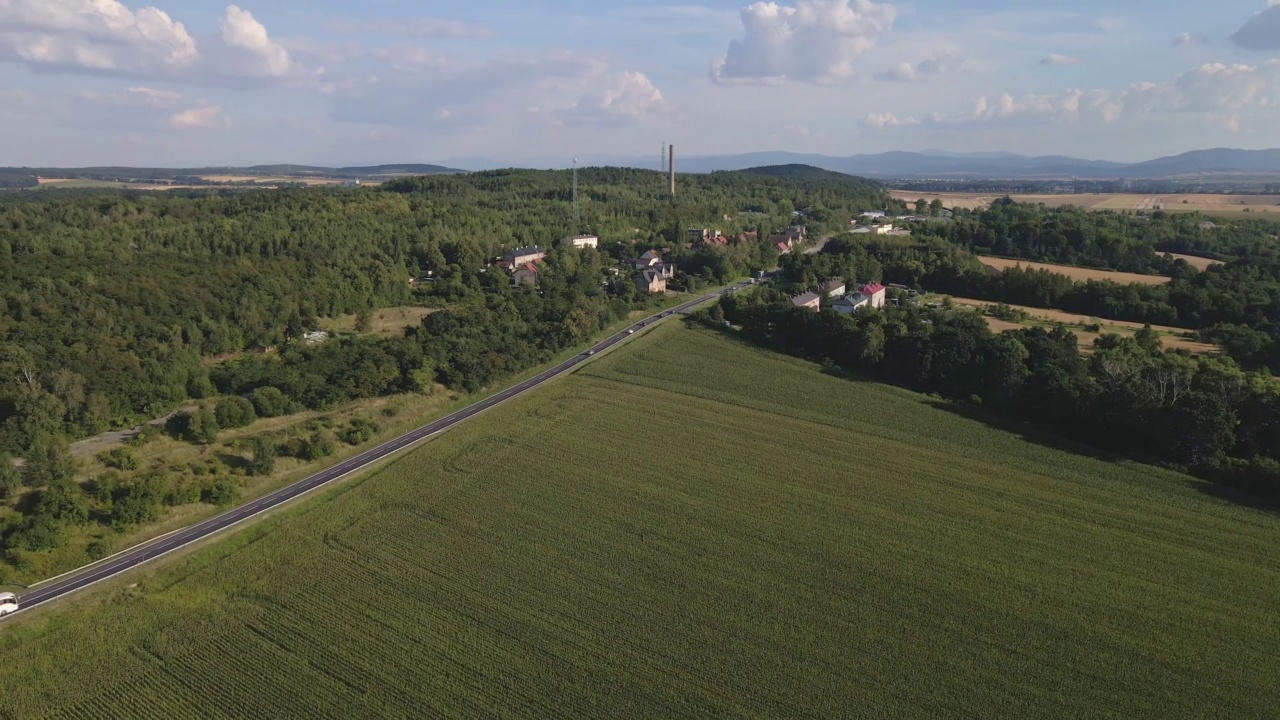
xmin=668 ymin=144 xmax=676 ymax=198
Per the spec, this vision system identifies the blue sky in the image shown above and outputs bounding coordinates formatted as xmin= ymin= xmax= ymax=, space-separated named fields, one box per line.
xmin=1 ymin=0 xmax=1278 ymax=167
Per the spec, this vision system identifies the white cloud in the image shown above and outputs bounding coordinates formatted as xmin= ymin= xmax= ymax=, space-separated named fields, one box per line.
xmin=873 ymin=60 xmax=1280 ymax=132
xmin=560 ymin=72 xmax=668 ymax=126
xmin=1172 ymin=33 xmax=1199 ymax=47
xmin=1040 ymin=54 xmax=1085 ymax=66
xmin=334 ymin=50 xmax=619 ymax=129
xmin=713 ymin=0 xmax=897 ymax=84
xmin=1231 ymin=3 xmax=1280 ymax=50
xmin=218 ymin=5 xmax=292 ymax=78
xmin=332 ymin=18 xmax=493 ymax=39
xmin=862 ymin=112 xmax=916 ymax=128
xmin=874 ymin=52 xmax=962 ymax=82
xmin=0 ymin=1 xmax=316 ymax=87
xmin=168 ymin=105 xmax=224 ymax=129
xmin=120 ymin=86 xmax=183 ymax=106
xmin=0 ymin=0 xmax=197 ymax=74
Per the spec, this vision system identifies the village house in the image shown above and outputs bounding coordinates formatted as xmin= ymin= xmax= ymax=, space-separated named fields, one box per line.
xmin=817 ymin=279 xmax=847 ymax=299
xmin=833 ymin=282 xmax=888 ymax=315
xmin=563 ymin=234 xmax=599 ymax=249
xmin=634 ymin=268 xmax=668 ymax=294
xmin=504 ymin=245 xmax=546 ymax=266
xmin=775 ymin=239 xmax=793 ymax=255
xmin=789 ymin=292 xmax=822 ymax=312
xmin=689 ymin=228 xmax=725 ymax=243
xmin=511 ymin=261 xmax=543 ymax=288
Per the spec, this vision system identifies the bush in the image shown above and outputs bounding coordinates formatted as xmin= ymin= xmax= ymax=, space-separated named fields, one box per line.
xmin=98 ymin=448 xmax=138 ymax=471
xmin=339 ymin=419 xmax=379 ymax=446
xmin=247 ymin=437 xmax=277 ymax=477
xmin=215 ymin=397 xmax=257 ymax=429
xmin=249 ymin=387 xmax=294 ymax=418
xmin=109 ymin=476 xmax=166 ymax=529
xmin=11 ymin=514 xmax=61 ymax=552
xmin=86 ymin=539 xmax=110 ymax=561
xmin=165 ymin=483 xmax=201 ymax=507
xmin=204 ymin=478 xmax=241 ymax=506
xmin=302 ymin=432 xmax=334 ymax=461
xmin=166 ymin=409 xmax=219 ymax=445
xmin=0 ymin=456 xmax=20 ymax=503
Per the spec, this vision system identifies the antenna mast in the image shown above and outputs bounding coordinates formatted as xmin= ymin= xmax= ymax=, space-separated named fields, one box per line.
xmin=572 ymin=157 xmax=579 ymax=227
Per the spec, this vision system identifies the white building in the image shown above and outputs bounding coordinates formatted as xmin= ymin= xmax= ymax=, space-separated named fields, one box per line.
xmin=564 ymin=234 xmax=599 ymax=249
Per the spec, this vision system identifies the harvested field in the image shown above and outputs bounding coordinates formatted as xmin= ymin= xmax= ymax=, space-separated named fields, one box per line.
xmin=950 ymin=297 xmax=1217 ymax=353
xmin=892 ymin=191 xmax=1280 ymax=218
xmin=1 ymin=324 xmax=1275 ymax=718
xmin=1167 ymin=253 xmax=1223 ymax=271
xmin=978 ymin=256 xmax=1171 ymax=285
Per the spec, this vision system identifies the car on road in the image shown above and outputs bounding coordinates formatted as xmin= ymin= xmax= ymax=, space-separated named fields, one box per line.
xmin=586 ymin=350 xmax=596 ymax=356
xmin=0 ymin=592 xmax=18 ymax=617
xmin=626 ymin=329 xmax=635 ymax=335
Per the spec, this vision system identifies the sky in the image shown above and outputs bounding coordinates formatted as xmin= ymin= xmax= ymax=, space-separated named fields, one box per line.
xmin=2 ymin=0 xmax=1280 ymax=167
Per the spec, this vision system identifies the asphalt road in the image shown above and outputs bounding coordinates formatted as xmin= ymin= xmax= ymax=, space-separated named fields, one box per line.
xmin=4 ymin=277 xmax=766 ymax=619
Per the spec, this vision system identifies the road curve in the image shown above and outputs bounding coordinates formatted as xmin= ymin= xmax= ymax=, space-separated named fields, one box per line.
xmin=5 ymin=277 xmax=763 ymax=619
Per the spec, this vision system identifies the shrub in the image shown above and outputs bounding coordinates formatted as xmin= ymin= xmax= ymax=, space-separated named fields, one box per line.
xmin=340 ymin=419 xmax=379 ymax=446
xmin=215 ymin=397 xmax=257 ymax=429
xmin=98 ymin=448 xmax=138 ymax=471
xmin=86 ymin=539 xmax=110 ymax=561
xmin=204 ymin=478 xmax=240 ymax=506
xmin=249 ymin=387 xmax=294 ymax=419
xmin=166 ymin=409 xmax=219 ymax=445
xmin=165 ymin=483 xmax=202 ymax=507
xmin=247 ymin=437 xmax=276 ymax=477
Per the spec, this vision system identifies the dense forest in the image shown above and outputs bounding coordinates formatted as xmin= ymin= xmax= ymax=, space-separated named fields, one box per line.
xmin=0 ymin=168 xmax=889 ymax=565
xmin=0 ymin=168 xmax=887 ymax=454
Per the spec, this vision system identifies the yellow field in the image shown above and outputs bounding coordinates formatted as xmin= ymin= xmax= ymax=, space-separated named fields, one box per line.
xmin=951 ymin=297 xmax=1216 ymax=354
xmin=977 ymin=256 xmax=1170 ymax=285
xmin=893 ymin=191 xmax=1280 ymax=218
xmin=1167 ymin=253 xmax=1223 ymax=271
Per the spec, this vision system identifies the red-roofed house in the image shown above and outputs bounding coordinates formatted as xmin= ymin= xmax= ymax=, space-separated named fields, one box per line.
xmin=512 ymin=261 xmax=543 ymax=288
xmin=858 ymin=283 xmax=887 ymax=309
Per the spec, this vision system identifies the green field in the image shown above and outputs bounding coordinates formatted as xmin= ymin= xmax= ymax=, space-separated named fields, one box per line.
xmin=1 ymin=324 xmax=1278 ymax=718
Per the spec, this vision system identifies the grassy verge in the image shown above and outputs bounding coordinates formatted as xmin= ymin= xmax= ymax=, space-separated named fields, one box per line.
xmin=1 ymin=283 xmax=742 ymax=589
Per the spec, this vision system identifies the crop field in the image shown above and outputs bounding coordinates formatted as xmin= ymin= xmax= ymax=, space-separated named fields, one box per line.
xmin=1 ymin=325 xmax=1277 ymax=718
xmin=948 ymin=297 xmax=1217 ymax=354
xmin=1166 ymin=253 xmax=1223 ymax=270
xmin=892 ymin=191 xmax=1280 ymax=218
xmin=978 ymin=255 xmax=1171 ymax=285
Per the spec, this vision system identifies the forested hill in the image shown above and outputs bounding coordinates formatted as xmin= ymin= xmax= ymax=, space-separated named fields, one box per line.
xmin=735 ymin=164 xmax=876 ymax=188
xmin=0 ymin=168 xmax=890 ymax=455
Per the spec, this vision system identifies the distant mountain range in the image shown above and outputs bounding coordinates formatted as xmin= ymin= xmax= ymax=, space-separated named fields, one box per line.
xmin=452 ymin=148 xmax=1280 ymax=180
xmin=10 ymin=149 xmax=1280 ymax=184
xmin=0 ymin=163 xmax=463 ymax=182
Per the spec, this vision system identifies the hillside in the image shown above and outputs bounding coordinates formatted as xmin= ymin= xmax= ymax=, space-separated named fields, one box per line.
xmin=735 ymin=163 xmax=879 ymax=187
xmin=1 ymin=324 xmax=1276 ymax=718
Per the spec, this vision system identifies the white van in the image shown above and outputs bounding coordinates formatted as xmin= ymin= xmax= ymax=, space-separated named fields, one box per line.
xmin=0 ymin=592 xmax=18 ymax=617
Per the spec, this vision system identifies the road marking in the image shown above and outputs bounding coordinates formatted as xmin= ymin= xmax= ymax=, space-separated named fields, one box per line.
xmin=4 ymin=281 xmax=757 ymax=618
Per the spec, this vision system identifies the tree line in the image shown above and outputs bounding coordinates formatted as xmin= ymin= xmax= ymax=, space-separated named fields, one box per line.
xmin=708 ymin=292 xmax=1280 ymax=503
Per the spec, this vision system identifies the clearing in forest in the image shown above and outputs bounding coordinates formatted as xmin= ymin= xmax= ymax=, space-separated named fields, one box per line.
xmin=977 ymin=255 xmax=1171 ymax=285
xmin=0 ymin=325 xmax=1275 ymax=718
